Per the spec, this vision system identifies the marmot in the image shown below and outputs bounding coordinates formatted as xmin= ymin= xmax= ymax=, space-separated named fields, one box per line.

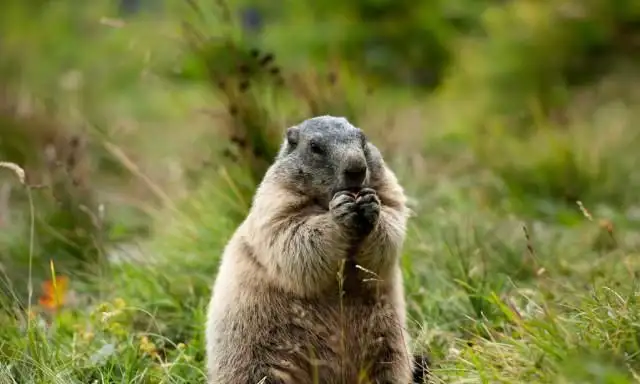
xmin=206 ymin=116 xmax=415 ymax=383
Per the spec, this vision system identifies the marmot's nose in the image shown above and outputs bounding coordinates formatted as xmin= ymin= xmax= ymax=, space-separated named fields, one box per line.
xmin=343 ymin=162 xmax=367 ymax=188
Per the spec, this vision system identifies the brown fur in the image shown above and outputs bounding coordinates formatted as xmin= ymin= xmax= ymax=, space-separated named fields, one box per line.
xmin=206 ymin=116 xmax=412 ymax=384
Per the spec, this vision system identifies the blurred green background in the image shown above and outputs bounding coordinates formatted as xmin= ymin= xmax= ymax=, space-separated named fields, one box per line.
xmin=2 ymin=0 xmax=640 ymax=383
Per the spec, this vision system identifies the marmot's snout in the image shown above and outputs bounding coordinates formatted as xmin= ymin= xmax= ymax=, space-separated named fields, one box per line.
xmin=339 ymin=155 xmax=368 ymax=193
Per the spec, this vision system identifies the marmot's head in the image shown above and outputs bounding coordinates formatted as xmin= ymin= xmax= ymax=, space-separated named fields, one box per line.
xmin=271 ymin=115 xmax=386 ymax=207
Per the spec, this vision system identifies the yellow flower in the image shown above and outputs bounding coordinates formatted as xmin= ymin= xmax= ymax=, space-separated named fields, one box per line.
xmin=113 ymin=298 xmax=126 ymax=310
xmin=94 ymin=302 xmax=110 ymax=313
xmin=82 ymin=331 xmax=95 ymax=342
xmin=139 ymin=335 xmax=159 ymax=358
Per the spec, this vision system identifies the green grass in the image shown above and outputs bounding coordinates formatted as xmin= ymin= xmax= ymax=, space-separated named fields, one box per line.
xmin=2 ymin=0 xmax=640 ymax=383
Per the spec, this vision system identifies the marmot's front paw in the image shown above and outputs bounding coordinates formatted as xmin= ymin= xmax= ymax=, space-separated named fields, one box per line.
xmin=330 ymin=190 xmax=358 ymax=231
xmin=354 ymin=188 xmax=380 ymax=236
xmin=330 ymin=188 xmax=380 ymax=237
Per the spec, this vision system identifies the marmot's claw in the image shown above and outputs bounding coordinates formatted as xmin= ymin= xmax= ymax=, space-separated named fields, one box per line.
xmin=330 ymin=191 xmax=357 ymax=209
xmin=356 ymin=187 xmax=377 ymax=198
xmin=332 ymin=189 xmax=357 ymax=201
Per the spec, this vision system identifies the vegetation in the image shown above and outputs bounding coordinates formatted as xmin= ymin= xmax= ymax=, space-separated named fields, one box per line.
xmin=1 ymin=0 xmax=640 ymax=382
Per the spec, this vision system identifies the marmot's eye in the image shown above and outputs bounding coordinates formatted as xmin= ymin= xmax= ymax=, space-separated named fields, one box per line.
xmin=309 ymin=140 xmax=325 ymax=155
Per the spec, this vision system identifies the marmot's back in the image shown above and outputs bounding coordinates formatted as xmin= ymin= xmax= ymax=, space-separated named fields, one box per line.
xmin=206 ymin=116 xmax=413 ymax=383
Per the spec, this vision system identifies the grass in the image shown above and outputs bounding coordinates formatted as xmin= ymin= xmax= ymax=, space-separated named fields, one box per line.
xmin=2 ymin=0 xmax=640 ymax=383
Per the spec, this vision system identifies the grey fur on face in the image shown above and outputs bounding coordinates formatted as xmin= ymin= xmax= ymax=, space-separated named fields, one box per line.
xmin=274 ymin=116 xmax=379 ymax=207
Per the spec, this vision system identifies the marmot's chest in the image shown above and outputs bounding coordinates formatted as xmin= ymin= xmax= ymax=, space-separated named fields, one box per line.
xmin=332 ymin=259 xmax=387 ymax=300
xmin=282 ymin=290 xmax=399 ymax=347
xmin=267 ymin=296 xmax=404 ymax=383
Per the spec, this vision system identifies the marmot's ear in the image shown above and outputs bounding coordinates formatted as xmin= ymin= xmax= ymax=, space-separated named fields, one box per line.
xmin=364 ymin=142 xmax=385 ymax=182
xmin=357 ymin=129 xmax=368 ymax=148
xmin=364 ymin=142 xmax=381 ymax=161
xmin=286 ymin=126 xmax=299 ymax=147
